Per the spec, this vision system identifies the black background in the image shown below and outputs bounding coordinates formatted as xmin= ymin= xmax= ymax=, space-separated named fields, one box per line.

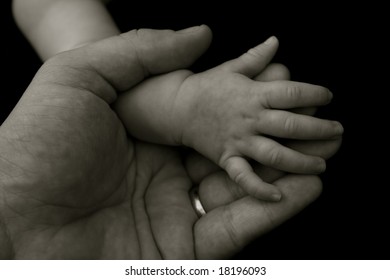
xmin=1 ymin=1 xmax=388 ymax=259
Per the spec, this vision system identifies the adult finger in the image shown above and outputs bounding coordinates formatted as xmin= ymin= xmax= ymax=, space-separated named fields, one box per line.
xmin=41 ymin=25 xmax=213 ymax=103
xmin=285 ymin=139 xmax=343 ymax=159
xmin=194 ymin=174 xmax=322 ymax=259
xmin=198 ymin=171 xmax=245 ymax=212
xmin=185 ymin=150 xmax=220 ymax=185
xmin=290 ymin=107 xmax=317 ymax=115
xmin=254 ymin=63 xmax=290 ymax=81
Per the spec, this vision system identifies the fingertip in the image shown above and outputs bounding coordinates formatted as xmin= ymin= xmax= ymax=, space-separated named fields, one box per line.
xmin=309 ymin=175 xmax=324 ymax=200
xmin=199 ymin=24 xmax=213 ymax=47
xmin=328 ymin=121 xmax=344 ymax=139
xmin=216 ymin=34 xmax=279 ymax=76
xmin=177 ymin=25 xmax=203 ymax=33
xmin=315 ymin=157 xmax=327 ymax=174
xmin=270 ymin=192 xmax=282 ymax=202
xmin=280 ymin=174 xmax=323 ymax=203
xmin=177 ymin=25 xmax=212 ymax=62
xmin=199 ymin=24 xmax=213 ymax=36
xmin=327 ymin=89 xmax=334 ymax=100
xmin=261 ymin=186 xmax=283 ymax=202
xmin=334 ymin=121 xmax=344 ymax=135
xmin=177 ymin=25 xmax=212 ymax=40
xmin=264 ymin=35 xmax=279 ymax=46
xmin=251 ymin=181 xmax=283 ymax=202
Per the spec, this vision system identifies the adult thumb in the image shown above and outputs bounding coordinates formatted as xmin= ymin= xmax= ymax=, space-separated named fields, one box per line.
xmin=194 ymin=175 xmax=322 ymax=259
xmin=44 ymin=25 xmax=212 ymax=103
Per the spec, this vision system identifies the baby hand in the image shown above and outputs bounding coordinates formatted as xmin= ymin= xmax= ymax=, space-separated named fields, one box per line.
xmin=174 ymin=37 xmax=343 ymax=201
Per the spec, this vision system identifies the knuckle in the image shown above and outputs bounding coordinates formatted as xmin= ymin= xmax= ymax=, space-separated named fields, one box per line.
xmin=232 ymin=170 xmax=247 ymax=186
xmin=126 ymin=28 xmax=149 ymax=41
xmin=119 ymin=29 xmax=149 ymax=77
xmin=240 ymin=48 xmax=266 ymax=74
xmin=224 ymin=158 xmax=249 ymax=187
xmin=283 ymin=116 xmax=298 ymax=134
xmin=286 ymin=85 xmax=303 ymax=102
xmin=247 ymin=47 xmax=266 ymax=60
xmin=120 ymin=29 xmax=140 ymax=42
xmin=260 ymin=86 xmax=273 ymax=108
xmin=268 ymin=146 xmax=283 ymax=166
xmin=224 ymin=174 xmax=246 ymax=200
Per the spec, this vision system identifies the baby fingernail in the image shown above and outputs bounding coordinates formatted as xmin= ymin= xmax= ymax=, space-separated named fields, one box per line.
xmin=335 ymin=122 xmax=344 ymax=134
xmin=317 ymin=159 xmax=326 ymax=172
xmin=271 ymin=193 xmax=282 ymax=202
xmin=327 ymin=90 xmax=334 ymax=100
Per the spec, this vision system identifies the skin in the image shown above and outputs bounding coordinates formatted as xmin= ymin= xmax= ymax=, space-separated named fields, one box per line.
xmin=12 ymin=0 xmax=117 ymax=60
xmin=115 ymin=37 xmax=343 ymax=201
xmin=13 ymin=0 xmax=343 ymax=201
xmin=8 ymin=0 xmax=343 ymax=259
xmin=0 ymin=27 xmax=341 ymax=259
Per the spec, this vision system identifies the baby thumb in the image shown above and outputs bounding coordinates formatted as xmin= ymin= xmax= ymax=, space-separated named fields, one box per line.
xmin=216 ymin=36 xmax=279 ymax=78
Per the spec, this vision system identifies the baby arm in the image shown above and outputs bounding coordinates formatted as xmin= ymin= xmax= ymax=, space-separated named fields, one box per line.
xmin=114 ymin=36 xmax=344 ymax=201
xmin=13 ymin=0 xmax=118 ymax=61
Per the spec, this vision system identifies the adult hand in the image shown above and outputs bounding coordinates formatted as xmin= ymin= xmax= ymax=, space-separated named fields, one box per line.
xmin=0 ymin=26 xmax=339 ymax=259
xmin=0 ymin=26 xmax=212 ymax=259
